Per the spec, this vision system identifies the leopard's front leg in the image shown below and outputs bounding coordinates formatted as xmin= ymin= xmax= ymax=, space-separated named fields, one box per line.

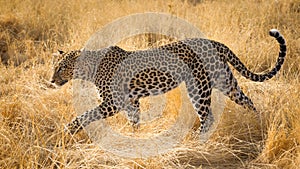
xmin=65 ymin=101 xmax=118 ymax=134
xmin=125 ymin=98 xmax=141 ymax=129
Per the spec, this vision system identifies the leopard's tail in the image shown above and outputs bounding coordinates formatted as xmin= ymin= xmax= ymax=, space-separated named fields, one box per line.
xmin=227 ymin=29 xmax=286 ymax=82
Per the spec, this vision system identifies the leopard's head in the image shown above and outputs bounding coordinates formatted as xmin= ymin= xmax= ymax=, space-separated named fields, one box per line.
xmin=51 ymin=50 xmax=81 ymax=86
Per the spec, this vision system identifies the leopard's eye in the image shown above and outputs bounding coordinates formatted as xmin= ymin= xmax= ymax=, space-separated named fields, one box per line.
xmin=58 ymin=64 xmax=67 ymax=72
xmin=57 ymin=67 xmax=66 ymax=73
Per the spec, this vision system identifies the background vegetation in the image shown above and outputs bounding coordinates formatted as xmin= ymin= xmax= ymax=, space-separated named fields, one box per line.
xmin=0 ymin=0 xmax=299 ymax=168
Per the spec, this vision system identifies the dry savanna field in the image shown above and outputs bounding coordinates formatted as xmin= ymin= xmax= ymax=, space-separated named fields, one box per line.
xmin=0 ymin=0 xmax=299 ymax=168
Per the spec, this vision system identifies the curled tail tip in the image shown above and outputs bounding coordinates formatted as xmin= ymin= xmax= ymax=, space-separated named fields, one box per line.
xmin=269 ymin=29 xmax=280 ymax=37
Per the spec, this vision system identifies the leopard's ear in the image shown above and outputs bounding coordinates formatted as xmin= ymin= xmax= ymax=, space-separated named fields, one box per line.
xmin=52 ymin=50 xmax=64 ymax=65
xmin=52 ymin=50 xmax=65 ymax=58
xmin=58 ymin=49 xmax=65 ymax=54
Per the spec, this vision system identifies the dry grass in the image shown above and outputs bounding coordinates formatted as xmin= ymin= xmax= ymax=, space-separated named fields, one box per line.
xmin=0 ymin=0 xmax=299 ymax=168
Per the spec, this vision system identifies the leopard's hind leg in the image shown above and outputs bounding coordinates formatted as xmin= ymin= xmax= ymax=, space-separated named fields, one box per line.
xmin=216 ymin=67 xmax=257 ymax=112
xmin=186 ymin=64 xmax=214 ymax=134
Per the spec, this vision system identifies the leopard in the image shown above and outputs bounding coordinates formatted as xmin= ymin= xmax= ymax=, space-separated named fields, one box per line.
xmin=51 ymin=29 xmax=286 ymax=135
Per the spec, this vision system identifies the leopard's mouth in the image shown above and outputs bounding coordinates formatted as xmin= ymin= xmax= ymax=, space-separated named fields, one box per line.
xmin=59 ymin=80 xmax=68 ymax=86
xmin=51 ymin=79 xmax=68 ymax=86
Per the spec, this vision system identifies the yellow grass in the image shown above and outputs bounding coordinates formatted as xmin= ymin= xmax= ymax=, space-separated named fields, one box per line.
xmin=0 ymin=0 xmax=299 ymax=168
